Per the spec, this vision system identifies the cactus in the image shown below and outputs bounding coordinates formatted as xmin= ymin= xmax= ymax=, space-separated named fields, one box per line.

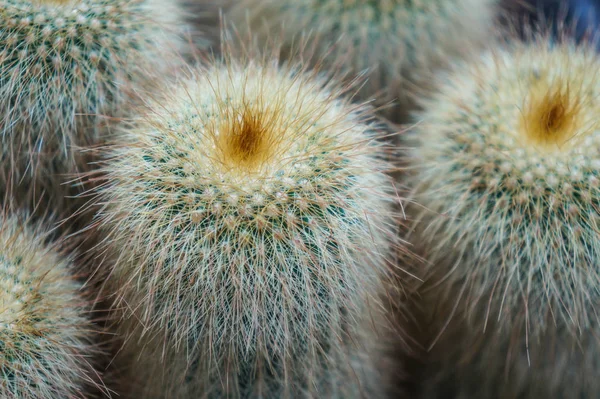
xmin=407 ymin=32 xmax=600 ymax=397
xmin=227 ymin=0 xmax=497 ymax=121
xmin=93 ymin=44 xmax=398 ymax=398
xmin=0 ymin=211 xmax=101 ymax=398
xmin=0 ymin=0 xmax=188 ymax=211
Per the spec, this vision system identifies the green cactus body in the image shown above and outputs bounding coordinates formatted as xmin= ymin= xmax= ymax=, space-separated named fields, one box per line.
xmin=408 ymin=36 xmax=600 ymax=397
xmin=96 ymin=52 xmax=397 ymax=397
xmin=228 ymin=0 xmax=495 ymax=120
xmin=0 ymin=0 xmax=186 ymax=209
xmin=0 ymin=213 xmax=100 ymax=398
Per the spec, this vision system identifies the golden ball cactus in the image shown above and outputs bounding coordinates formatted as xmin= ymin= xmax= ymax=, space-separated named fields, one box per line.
xmin=0 ymin=212 xmax=102 ymax=398
xmin=94 ymin=45 xmax=399 ymax=397
xmin=408 ymin=33 xmax=600 ymax=397
xmin=0 ymin=0 xmax=189 ymax=209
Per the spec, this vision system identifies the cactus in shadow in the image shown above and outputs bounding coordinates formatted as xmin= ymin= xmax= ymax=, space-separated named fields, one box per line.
xmin=93 ymin=41 xmax=399 ymax=398
xmin=407 ymin=30 xmax=600 ymax=398
xmin=227 ymin=0 xmax=497 ymax=121
xmin=0 ymin=211 xmax=103 ymax=398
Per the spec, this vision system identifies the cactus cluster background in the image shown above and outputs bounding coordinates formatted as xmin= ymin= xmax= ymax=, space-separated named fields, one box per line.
xmin=1 ymin=0 xmax=600 ymax=398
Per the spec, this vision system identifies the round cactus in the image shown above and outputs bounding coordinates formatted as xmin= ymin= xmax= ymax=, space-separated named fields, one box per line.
xmin=0 ymin=0 xmax=189 ymax=211
xmin=94 ymin=46 xmax=398 ymax=397
xmin=0 ymin=212 xmax=101 ymax=398
xmin=228 ymin=0 xmax=497 ymax=120
xmin=408 ymin=33 xmax=600 ymax=397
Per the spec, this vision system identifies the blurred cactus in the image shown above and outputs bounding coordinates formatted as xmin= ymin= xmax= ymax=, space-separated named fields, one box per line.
xmin=228 ymin=0 xmax=497 ymax=121
xmin=0 ymin=211 xmax=101 ymax=398
xmin=94 ymin=43 xmax=398 ymax=398
xmin=0 ymin=0 xmax=188 ymax=211
xmin=407 ymin=31 xmax=600 ymax=397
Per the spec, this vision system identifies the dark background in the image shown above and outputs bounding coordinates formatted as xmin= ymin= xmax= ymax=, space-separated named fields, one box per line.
xmin=507 ymin=0 xmax=600 ymax=40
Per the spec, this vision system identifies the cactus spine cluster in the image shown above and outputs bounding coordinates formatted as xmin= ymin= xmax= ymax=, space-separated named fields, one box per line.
xmin=0 ymin=212 xmax=100 ymax=398
xmin=228 ymin=0 xmax=496 ymax=119
xmin=94 ymin=47 xmax=397 ymax=397
xmin=0 ymin=0 xmax=186 ymax=209
xmin=407 ymin=34 xmax=600 ymax=397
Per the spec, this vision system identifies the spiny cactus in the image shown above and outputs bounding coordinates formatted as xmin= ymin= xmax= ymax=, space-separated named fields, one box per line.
xmin=0 ymin=0 xmax=188 ymax=211
xmin=407 ymin=32 xmax=600 ymax=397
xmin=0 ymin=211 xmax=102 ymax=398
xmin=228 ymin=0 xmax=496 ymax=121
xmin=93 ymin=44 xmax=398 ymax=398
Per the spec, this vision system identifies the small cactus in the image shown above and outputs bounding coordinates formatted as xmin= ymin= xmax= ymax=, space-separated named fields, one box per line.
xmin=228 ymin=0 xmax=497 ymax=120
xmin=0 ymin=212 xmax=101 ymax=398
xmin=94 ymin=44 xmax=398 ymax=398
xmin=0 ymin=0 xmax=188 ymax=210
xmin=407 ymin=33 xmax=600 ymax=397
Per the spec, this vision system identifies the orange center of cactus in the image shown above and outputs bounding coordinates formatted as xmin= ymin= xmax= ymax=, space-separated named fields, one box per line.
xmin=521 ymin=82 xmax=583 ymax=150
xmin=214 ymin=104 xmax=281 ymax=173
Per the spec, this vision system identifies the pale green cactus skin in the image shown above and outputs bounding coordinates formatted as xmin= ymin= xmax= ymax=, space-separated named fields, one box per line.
xmin=0 ymin=213 xmax=100 ymax=398
xmin=407 ymin=36 xmax=600 ymax=398
xmin=95 ymin=52 xmax=398 ymax=398
xmin=0 ymin=0 xmax=186 ymax=209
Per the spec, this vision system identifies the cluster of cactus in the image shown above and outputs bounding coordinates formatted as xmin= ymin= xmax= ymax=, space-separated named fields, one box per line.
xmin=0 ymin=0 xmax=186 ymax=210
xmin=228 ymin=0 xmax=496 ymax=119
xmin=0 ymin=212 xmax=100 ymax=398
xmin=407 ymin=31 xmax=600 ymax=397
xmin=4 ymin=0 xmax=599 ymax=397
xmin=0 ymin=0 xmax=197 ymax=397
xmin=94 ymin=47 xmax=399 ymax=397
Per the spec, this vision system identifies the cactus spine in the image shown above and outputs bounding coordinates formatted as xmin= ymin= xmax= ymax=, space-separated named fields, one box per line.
xmin=94 ymin=46 xmax=398 ymax=398
xmin=0 ymin=212 xmax=101 ymax=398
xmin=0 ymin=0 xmax=187 ymax=209
xmin=228 ymin=0 xmax=496 ymax=120
xmin=407 ymin=34 xmax=600 ymax=397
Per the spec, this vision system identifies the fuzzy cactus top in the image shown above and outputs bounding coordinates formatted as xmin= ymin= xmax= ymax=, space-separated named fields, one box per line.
xmin=95 ymin=50 xmax=397 ymax=395
xmin=0 ymin=214 xmax=98 ymax=398
xmin=409 ymin=36 xmax=600 ymax=336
